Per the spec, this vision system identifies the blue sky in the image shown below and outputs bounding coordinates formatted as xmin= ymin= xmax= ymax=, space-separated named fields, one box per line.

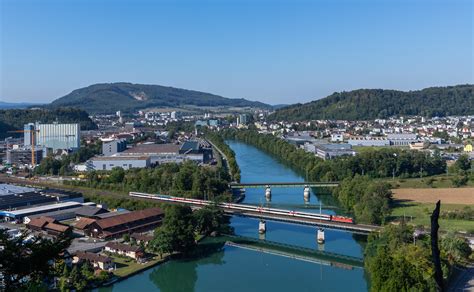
xmin=1 ymin=0 xmax=472 ymax=104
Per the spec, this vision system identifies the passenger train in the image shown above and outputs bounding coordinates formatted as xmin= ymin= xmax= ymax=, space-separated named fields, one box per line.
xmin=129 ymin=192 xmax=354 ymax=224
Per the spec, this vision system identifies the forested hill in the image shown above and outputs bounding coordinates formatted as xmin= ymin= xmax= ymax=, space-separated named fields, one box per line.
xmin=0 ymin=108 xmax=97 ymax=139
xmin=49 ymin=82 xmax=271 ymax=113
xmin=268 ymin=85 xmax=473 ymax=121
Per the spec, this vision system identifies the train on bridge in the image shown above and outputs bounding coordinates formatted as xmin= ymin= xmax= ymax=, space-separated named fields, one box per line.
xmin=129 ymin=192 xmax=354 ymax=224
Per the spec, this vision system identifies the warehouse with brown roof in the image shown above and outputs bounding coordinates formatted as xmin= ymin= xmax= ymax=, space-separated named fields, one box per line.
xmin=84 ymin=208 xmax=164 ymax=239
xmin=27 ymin=216 xmax=72 ymax=236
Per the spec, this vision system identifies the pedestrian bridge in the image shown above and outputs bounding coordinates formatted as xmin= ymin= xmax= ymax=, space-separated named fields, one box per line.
xmin=129 ymin=192 xmax=380 ymax=235
xmin=229 ymin=182 xmax=339 ymax=189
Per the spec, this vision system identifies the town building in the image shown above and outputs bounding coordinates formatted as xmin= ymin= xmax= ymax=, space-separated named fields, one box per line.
xmin=104 ymin=242 xmax=144 ymax=261
xmin=0 ymin=201 xmax=83 ymax=222
xmin=73 ymin=252 xmax=114 ymax=270
xmin=387 ymin=133 xmax=418 ymax=146
xmin=348 ymin=137 xmax=391 ymax=147
xmin=314 ymin=144 xmax=356 ymax=160
xmin=131 ymin=233 xmax=154 ymax=246
xmin=83 ymin=208 xmax=164 ymax=239
xmin=25 ymin=122 xmax=81 ymax=150
xmin=26 ymin=216 xmax=72 ymax=236
xmin=102 ymin=139 xmax=127 ymax=156
xmin=6 ymin=148 xmax=43 ymax=166
xmin=75 ymin=205 xmax=109 ymax=219
xmin=0 ymin=188 xmax=83 ymax=211
xmin=88 ymin=156 xmax=150 ymax=171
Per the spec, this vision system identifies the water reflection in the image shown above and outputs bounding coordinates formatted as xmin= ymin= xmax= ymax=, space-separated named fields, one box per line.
xmin=150 ymin=240 xmax=226 ymax=292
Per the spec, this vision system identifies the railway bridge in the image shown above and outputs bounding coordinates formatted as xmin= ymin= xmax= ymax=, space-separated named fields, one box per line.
xmin=229 ymin=182 xmax=339 ymax=188
xmin=129 ymin=192 xmax=380 ymax=235
xmin=229 ymin=181 xmax=339 ymax=202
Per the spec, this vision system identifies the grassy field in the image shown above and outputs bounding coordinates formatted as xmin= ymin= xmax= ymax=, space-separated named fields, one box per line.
xmin=379 ymin=175 xmax=474 ymax=189
xmin=112 ymin=254 xmax=167 ymax=278
xmin=390 ymin=201 xmax=474 ymax=233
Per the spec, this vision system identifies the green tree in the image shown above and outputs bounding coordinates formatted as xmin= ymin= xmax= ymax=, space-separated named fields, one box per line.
xmin=70 ymin=265 xmax=87 ymax=291
xmin=80 ymin=262 xmax=95 ymax=281
xmin=454 ymin=154 xmax=471 ymax=173
xmin=451 ymin=174 xmax=468 ymax=187
xmin=441 ymin=232 xmax=472 ymax=264
xmin=365 ymin=224 xmax=437 ymax=292
xmin=109 ymin=167 xmax=125 ymax=183
xmin=152 ymin=205 xmax=196 ymax=255
xmin=123 ymin=233 xmax=130 ymax=242
xmin=193 ymin=204 xmax=226 ymax=235
xmin=0 ymin=230 xmax=71 ymax=290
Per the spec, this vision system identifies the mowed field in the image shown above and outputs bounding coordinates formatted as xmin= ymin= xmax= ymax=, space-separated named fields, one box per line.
xmin=392 ymin=188 xmax=474 ymax=205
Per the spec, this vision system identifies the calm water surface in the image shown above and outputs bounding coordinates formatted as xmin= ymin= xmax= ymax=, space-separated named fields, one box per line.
xmin=103 ymin=141 xmax=368 ymax=292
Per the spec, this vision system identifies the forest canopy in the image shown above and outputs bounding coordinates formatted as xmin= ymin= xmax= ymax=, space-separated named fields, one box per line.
xmin=268 ymin=85 xmax=473 ymax=121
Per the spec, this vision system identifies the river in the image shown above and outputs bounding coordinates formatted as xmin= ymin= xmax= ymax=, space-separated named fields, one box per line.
xmin=101 ymin=141 xmax=368 ymax=291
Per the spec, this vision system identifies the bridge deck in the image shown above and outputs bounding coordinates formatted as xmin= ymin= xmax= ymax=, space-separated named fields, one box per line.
xmin=229 ymin=182 xmax=339 ymax=188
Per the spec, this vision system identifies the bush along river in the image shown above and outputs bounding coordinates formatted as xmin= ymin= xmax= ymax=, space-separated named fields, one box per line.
xmin=100 ymin=141 xmax=369 ymax=292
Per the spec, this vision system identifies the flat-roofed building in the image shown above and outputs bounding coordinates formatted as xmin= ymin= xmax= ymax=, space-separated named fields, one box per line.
xmin=102 ymin=139 xmax=127 ymax=156
xmin=6 ymin=148 xmax=43 ymax=165
xmin=88 ymin=156 xmax=150 ymax=170
xmin=387 ymin=133 xmax=419 ymax=146
xmin=120 ymin=143 xmax=180 ymax=164
xmin=314 ymin=144 xmax=356 ymax=160
xmin=0 ymin=189 xmax=83 ymax=211
xmin=348 ymin=137 xmax=390 ymax=147
xmin=0 ymin=201 xmax=83 ymax=222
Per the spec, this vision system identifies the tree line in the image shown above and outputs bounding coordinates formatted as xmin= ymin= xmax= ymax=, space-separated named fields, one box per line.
xmin=203 ymin=129 xmax=241 ymax=182
xmin=67 ymin=161 xmax=231 ymax=200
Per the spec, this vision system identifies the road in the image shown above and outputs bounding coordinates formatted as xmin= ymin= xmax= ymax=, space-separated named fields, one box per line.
xmin=449 ymin=263 xmax=474 ymax=292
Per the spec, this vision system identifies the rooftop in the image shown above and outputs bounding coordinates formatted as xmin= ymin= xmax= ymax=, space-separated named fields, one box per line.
xmin=105 ymin=241 xmax=142 ymax=252
xmin=122 ymin=143 xmax=180 ymax=155
xmin=75 ymin=251 xmax=112 ymax=263
xmin=91 ymin=155 xmax=149 ymax=161
xmin=96 ymin=208 xmax=164 ymax=230
xmin=0 ymin=184 xmax=37 ymax=196
xmin=1 ymin=201 xmax=82 ymax=217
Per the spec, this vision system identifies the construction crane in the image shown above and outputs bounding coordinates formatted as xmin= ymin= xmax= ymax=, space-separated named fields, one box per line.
xmin=8 ymin=129 xmax=40 ymax=167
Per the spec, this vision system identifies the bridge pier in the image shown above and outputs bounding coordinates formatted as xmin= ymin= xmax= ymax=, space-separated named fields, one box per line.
xmin=317 ymin=228 xmax=325 ymax=244
xmin=303 ymin=185 xmax=310 ymax=202
xmin=259 ymin=219 xmax=266 ymax=234
xmin=265 ymin=186 xmax=271 ymax=202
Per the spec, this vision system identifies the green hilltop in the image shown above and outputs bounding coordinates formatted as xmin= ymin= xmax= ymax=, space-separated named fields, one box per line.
xmin=49 ymin=82 xmax=271 ymax=114
xmin=268 ymin=85 xmax=473 ymax=121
